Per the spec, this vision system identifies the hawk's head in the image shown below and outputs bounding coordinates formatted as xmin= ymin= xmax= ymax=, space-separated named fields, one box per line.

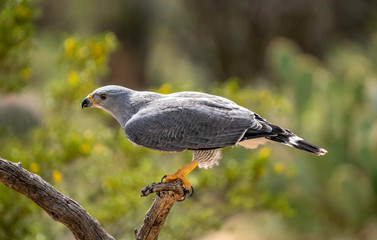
xmin=82 ymin=85 xmax=129 ymax=108
xmin=81 ymin=85 xmax=135 ymax=118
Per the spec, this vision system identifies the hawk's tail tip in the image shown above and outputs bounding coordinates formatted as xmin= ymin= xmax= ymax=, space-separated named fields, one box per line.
xmin=286 ymin=135 xmax=328 ymax=156
xmin=317 ymin=148 xmax=328 ymax=156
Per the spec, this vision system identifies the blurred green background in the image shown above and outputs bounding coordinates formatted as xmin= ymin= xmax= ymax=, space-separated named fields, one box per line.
xmin=1 ymin=0 xmax=377 ymax=239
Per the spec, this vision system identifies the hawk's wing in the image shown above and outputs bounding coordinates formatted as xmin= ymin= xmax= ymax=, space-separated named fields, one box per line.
xmin=124 ymin=95 xmax=262 ymax=152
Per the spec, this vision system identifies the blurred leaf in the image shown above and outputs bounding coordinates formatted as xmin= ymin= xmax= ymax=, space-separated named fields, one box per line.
xmin=0 ymin=0 xmax=38 ymax=92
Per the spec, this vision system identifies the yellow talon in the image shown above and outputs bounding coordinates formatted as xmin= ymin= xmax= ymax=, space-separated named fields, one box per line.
xmin=162 ymin=160 xmax=198 ymax=191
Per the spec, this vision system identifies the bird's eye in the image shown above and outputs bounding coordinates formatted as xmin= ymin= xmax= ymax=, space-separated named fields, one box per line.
xmin=100 ymin=94 xmax=108 ymax=100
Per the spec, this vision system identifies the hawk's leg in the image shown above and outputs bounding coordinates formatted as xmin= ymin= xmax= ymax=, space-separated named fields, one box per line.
xmin=161 ymin=160 xmax=198 ymax=196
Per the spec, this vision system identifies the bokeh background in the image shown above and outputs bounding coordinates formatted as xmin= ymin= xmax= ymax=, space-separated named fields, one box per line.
xmin=1 ymin=0 xmax=377 ymax=239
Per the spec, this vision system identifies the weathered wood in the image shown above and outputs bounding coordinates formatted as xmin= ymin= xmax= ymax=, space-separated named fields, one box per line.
xmin=0 ymin=157 xmax=115 ymax=240
xmin=135 ymin=182 xmax=186 ymax=240
xmin=0 ymin=157 xmax=185 ymax=240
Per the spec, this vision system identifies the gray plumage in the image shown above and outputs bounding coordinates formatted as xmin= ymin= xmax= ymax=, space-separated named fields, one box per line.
xmin=82 ymin=85 xmax=327 ymax=169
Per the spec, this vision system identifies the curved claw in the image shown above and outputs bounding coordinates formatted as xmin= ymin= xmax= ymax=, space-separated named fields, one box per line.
xmin=157 ymin=176 xmax=188 ymax=199
xmin=189 ymin=185 xmax=194 ymax=198
xmin=160 ymin=175 xmax=167 ymax=182
xmin=177 ymin=196 xmax=187 ymax=202
xmin=177 ymin=191 xmax=188 ymax=201
xmin=177 ymin=185 xmax=194 ymax=202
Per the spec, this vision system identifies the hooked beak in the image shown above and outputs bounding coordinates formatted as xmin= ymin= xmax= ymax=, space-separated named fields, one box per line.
xmin=81 ymin=94 xmax=93 ymax=108
xmin=81 ymin=98 xmax=92 ymax=108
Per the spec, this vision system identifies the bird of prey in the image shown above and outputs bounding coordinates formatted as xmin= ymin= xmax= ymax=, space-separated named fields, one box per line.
xmin=82 ymin=85 xmax=327 ymax=197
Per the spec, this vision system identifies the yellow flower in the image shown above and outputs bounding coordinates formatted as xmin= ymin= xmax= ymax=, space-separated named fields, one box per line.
xmin=79 ymin=143 xmax=91 ymax=155
xmin=20 ymin=68 xmax=31 ymax=80
xmin=30 ymin=162 xmax=40 ymax=174
xmin=91 ymin=43 xmax=105 ymax=59
xmin=67 ymin=72 xmax=79 ymax=86
xmin=15 ymin=5 xmax=31 ymax=20
xmin=64 ymin=38 xmax=76 ymax=58
xmin=64 ymin=38 xmax=76 ymax=52
xmin=259 ymin=147 xmax=271 ymax=159
xmin=273 ymin=162 xmax=285 ymax=174
xmin=52 ymin=170 xmax=62 ymax=183
xmin=157 ymin=84 xmax=172 ymax=94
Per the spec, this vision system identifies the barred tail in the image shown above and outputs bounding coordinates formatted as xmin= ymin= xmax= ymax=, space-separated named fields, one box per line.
xmin=241 ymin=113 xmax=327 ymax=156
xmin=267 ymin=134 xmax=327 ymax=156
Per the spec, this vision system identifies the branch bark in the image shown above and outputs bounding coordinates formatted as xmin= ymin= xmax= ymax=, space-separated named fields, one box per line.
xmin=0 ymin=157 xmax=186 ymax=240
xmin=0 ymin=157 xmax=114 ymax=240
xmin=135 ymin=182 xmax=186 ymax=240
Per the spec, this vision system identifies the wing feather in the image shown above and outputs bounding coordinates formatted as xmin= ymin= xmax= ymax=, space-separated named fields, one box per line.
xmin=124 ymin=96 xmax=254 ymax=152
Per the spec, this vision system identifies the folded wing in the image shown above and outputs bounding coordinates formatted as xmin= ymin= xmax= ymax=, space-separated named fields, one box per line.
xmin=124 ymin=96 xmax=256 ymax=152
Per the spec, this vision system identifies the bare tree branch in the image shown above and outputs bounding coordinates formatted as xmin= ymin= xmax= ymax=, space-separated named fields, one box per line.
xmin=135 ymin=182 xmax=186 ymax=240
xmin=0 ymin=157 xmax=115 ymax=240
xmin=0 ymin=157 xmax=186 ymax=240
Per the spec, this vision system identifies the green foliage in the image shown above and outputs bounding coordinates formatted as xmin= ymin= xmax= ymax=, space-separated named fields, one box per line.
xmin=1 ymin=3 xmax=377 ymax=239
xmin=50 ymin=33 xmax=118 ymax=106
xmin=0 ymin=0 xmax=37 ymax=92
xmin=267 ymin=37 xmax=377 ymax=238
xmin=0 ymin=33 xmax=118 ymax=239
